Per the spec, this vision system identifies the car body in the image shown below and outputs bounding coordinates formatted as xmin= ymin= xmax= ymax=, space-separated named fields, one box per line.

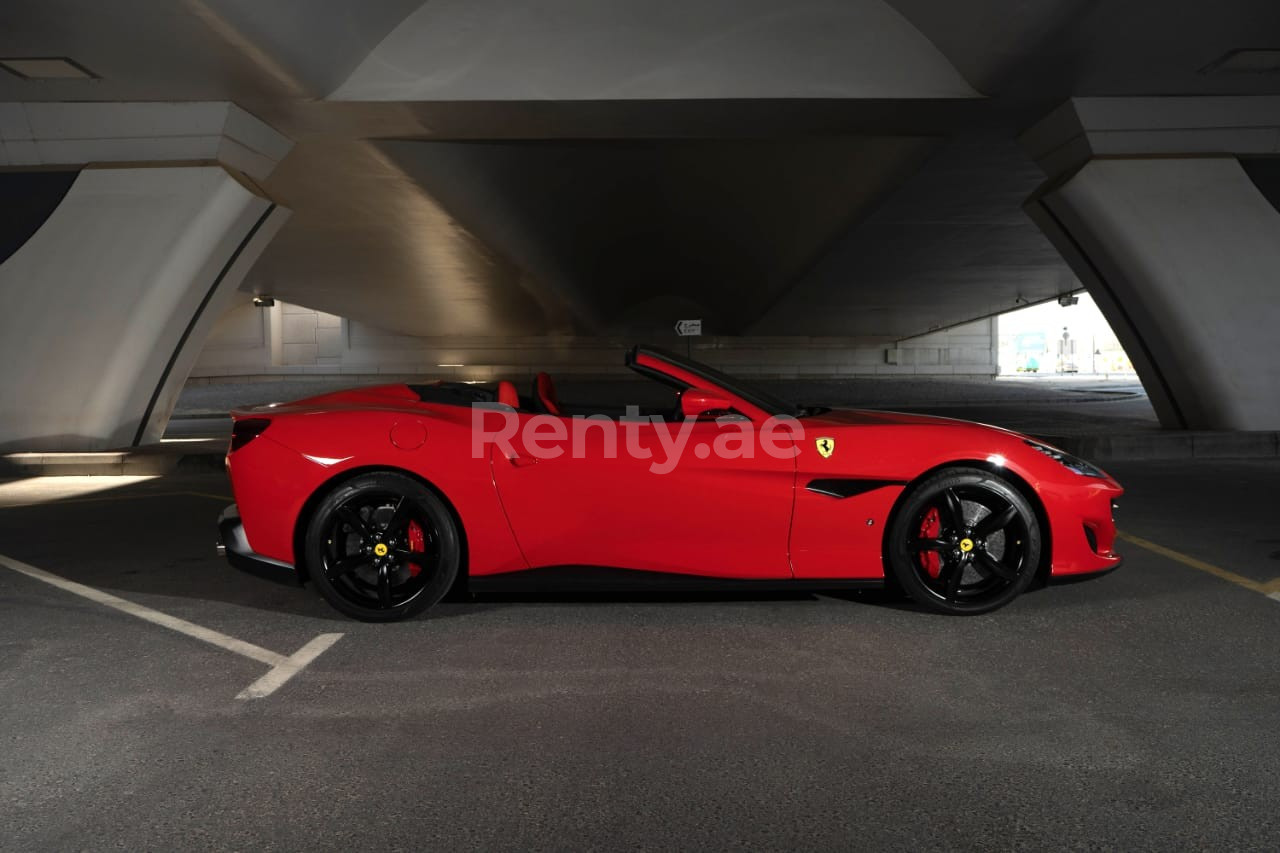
xmin=218 ymin=345 xmax=1122 ymax=620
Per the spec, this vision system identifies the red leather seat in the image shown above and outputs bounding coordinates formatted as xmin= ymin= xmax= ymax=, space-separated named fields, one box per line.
xmin=497 ymin=380 xmax=520 ymax=409
xmin=532 ymin=372 xmax=562 ymax=416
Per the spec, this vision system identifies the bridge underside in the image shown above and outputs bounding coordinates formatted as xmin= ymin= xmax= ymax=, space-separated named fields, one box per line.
xmin=2 ymin=0 xmax=1280 ymax=447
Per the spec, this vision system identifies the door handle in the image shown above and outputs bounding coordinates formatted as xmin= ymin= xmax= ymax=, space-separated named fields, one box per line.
xmin=506 ymin=453 xmax=539 ymax=468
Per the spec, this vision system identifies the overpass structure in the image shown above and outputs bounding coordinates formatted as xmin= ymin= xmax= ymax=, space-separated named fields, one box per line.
xmin=2 ymin=0 xmax=1279 ymax=449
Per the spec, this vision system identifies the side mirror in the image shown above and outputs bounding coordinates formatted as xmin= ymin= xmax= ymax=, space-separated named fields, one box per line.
xmin=681 ymin=388 xmax=735 ymax=420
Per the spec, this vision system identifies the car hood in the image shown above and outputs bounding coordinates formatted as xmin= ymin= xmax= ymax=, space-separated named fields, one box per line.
xmin=802 ymin=408 xmax=983 ymax=429
xmin=800 ymin=407 xmax=1043 ymax=443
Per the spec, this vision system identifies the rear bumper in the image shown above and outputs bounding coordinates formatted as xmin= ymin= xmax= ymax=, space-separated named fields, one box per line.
xmin=217 ymin=504 xmax=299 ymax=585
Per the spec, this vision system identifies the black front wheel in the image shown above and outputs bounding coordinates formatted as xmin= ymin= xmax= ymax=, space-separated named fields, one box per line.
xmin=305 ymin=472 xmax=460 ymax=622
xmin=887 ymin=468 xmax=1042 ymax=615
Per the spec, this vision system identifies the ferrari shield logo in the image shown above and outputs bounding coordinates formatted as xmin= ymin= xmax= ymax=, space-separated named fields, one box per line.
xmin=815 ymin=437 xmax=836 ymax=458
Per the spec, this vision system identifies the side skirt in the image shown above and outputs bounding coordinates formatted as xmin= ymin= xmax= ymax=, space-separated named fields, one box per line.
xmin=467 ymin=565 xmax=885 ymax=595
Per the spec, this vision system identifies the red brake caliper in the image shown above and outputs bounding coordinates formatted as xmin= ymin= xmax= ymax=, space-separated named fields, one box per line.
xmin=918 ymin=507 xmax=942 ymax=578
xmin=407 ymin=521 xmax=425 ymax=577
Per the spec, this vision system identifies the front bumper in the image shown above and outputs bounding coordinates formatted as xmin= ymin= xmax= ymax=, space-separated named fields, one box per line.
xmin=217 ymin=504 xmax=299 ymax=585
xmin=1047 ymin=484 xmax=1124 ymax=576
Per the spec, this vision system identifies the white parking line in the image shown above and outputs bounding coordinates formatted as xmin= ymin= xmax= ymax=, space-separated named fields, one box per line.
xmin=236 ymin=633 xmax=344 ymax=699
xmin=0 ymin=552 xmax=342 ymax=699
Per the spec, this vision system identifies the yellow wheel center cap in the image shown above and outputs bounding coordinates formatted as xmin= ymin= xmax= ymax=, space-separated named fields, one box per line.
xmin=374 ymin=543 xmax=389 ymax=557
xmin=959 ymin=538 xmax=974 ymax=553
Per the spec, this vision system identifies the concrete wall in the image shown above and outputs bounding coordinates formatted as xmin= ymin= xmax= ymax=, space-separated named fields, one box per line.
xmin=0 ymin=102 xmax=291 ymax=181
xmin=0 ymin=165 xmax=288 ymax=451
xmin=1028 ymin=156 xmax=1280 ymax=430
xmin=193 ymin=299 xmax=996 ymax=382
xmin=1022 ymin=96 xmax=1280 ymax=431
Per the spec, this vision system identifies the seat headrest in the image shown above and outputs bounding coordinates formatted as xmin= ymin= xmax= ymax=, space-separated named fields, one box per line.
xmin=533 ymin=372 xmax=561 ymax=416
xmin=497 ymin=380 xmax=519 ymax=409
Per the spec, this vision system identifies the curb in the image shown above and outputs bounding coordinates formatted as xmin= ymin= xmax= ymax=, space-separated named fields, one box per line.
xmin=0 ymin=443 xmax=226 ymax=477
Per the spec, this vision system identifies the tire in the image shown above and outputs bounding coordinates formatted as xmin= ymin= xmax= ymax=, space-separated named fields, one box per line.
xmin=887 ymin=467 xmax=1041 ymax=615
xmin=305 ymin=472 xmax=461 ymax=622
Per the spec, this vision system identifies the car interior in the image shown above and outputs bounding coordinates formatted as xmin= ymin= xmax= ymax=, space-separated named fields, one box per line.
xmin=410 ymin=346 xmax=800 ymax=421
xmin=412 ymin=370 xmax=684 ymax=421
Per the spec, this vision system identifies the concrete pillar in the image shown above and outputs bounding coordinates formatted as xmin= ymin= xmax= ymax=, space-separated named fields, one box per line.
xmin=0 ymin=103 xmax=291 ymax=450
xmin=1023 ymin=97 xmax=1280 ymax=431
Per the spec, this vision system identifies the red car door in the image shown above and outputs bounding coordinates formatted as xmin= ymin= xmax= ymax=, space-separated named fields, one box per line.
xmin=489 ymin=412 xmax=796 ymax=578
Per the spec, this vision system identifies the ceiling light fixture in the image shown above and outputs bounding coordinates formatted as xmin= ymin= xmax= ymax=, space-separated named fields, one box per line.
xmin=0 ymin=57 xmax=98 ymax=80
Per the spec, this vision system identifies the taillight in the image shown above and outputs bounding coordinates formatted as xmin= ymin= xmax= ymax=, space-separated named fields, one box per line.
xmin=230 ymin=418 xmax=271 ymax=452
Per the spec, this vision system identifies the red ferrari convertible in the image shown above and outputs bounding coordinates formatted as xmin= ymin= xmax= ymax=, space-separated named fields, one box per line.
xmin=217 ymin=345 xmax=1122 ymax=621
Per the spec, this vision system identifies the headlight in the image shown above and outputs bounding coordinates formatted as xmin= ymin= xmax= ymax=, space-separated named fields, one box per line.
xmin=1023 ymin=440 xmax=1105 ymax=478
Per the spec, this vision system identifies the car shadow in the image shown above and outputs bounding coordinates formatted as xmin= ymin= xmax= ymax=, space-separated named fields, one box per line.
xmin=454 ymin=588 xmax=824 ymax=605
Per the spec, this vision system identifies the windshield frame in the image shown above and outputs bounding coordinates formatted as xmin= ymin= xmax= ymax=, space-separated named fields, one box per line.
xmin=626 ymin=345 xmax=801 ymax=418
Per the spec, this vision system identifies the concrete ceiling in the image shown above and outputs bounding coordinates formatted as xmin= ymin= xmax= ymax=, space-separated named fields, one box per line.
xmin=3 ymin=0 xmax=1280 ymax=340
xmin=756 ymin=136 xmax=1077 ymax=338
xmin=376 ymin=136 xmax=938 ymax=335
xmin=0 ymin=0 xmax=422 ymax=102
xmin=893 ymin=0 xmax=1280 ymax=102
xmin=332 ymin=0 xmax=978 ymax=101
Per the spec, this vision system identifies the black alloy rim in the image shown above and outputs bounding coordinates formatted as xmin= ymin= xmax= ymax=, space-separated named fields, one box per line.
xmin=322 ymin=492 xmax=438 ymax=610
xmin=905 ymin=485 xmax=1029 ymax=606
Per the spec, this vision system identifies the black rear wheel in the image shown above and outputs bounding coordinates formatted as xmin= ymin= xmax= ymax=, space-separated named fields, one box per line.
xmin=888 ymin=468 xmax=1041 ymax=615
xmin=305 ymin=472 xmax=460 ymax=622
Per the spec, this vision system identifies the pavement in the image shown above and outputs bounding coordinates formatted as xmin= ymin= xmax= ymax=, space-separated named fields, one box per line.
xmin=1 ymin=461 xmax=1278 ymax=850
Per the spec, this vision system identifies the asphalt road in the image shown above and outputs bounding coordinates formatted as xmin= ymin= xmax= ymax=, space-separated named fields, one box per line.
xmin=1 ymin=461 xmax=1278 ymax=851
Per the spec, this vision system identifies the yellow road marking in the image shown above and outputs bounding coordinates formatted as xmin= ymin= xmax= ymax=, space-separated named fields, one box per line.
xmin=1118 ymin=531 xmax=1278 ymax=595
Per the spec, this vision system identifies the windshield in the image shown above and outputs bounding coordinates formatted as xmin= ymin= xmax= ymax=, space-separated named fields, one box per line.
xmin=629 ymin=346 xmax=805 ymax=417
